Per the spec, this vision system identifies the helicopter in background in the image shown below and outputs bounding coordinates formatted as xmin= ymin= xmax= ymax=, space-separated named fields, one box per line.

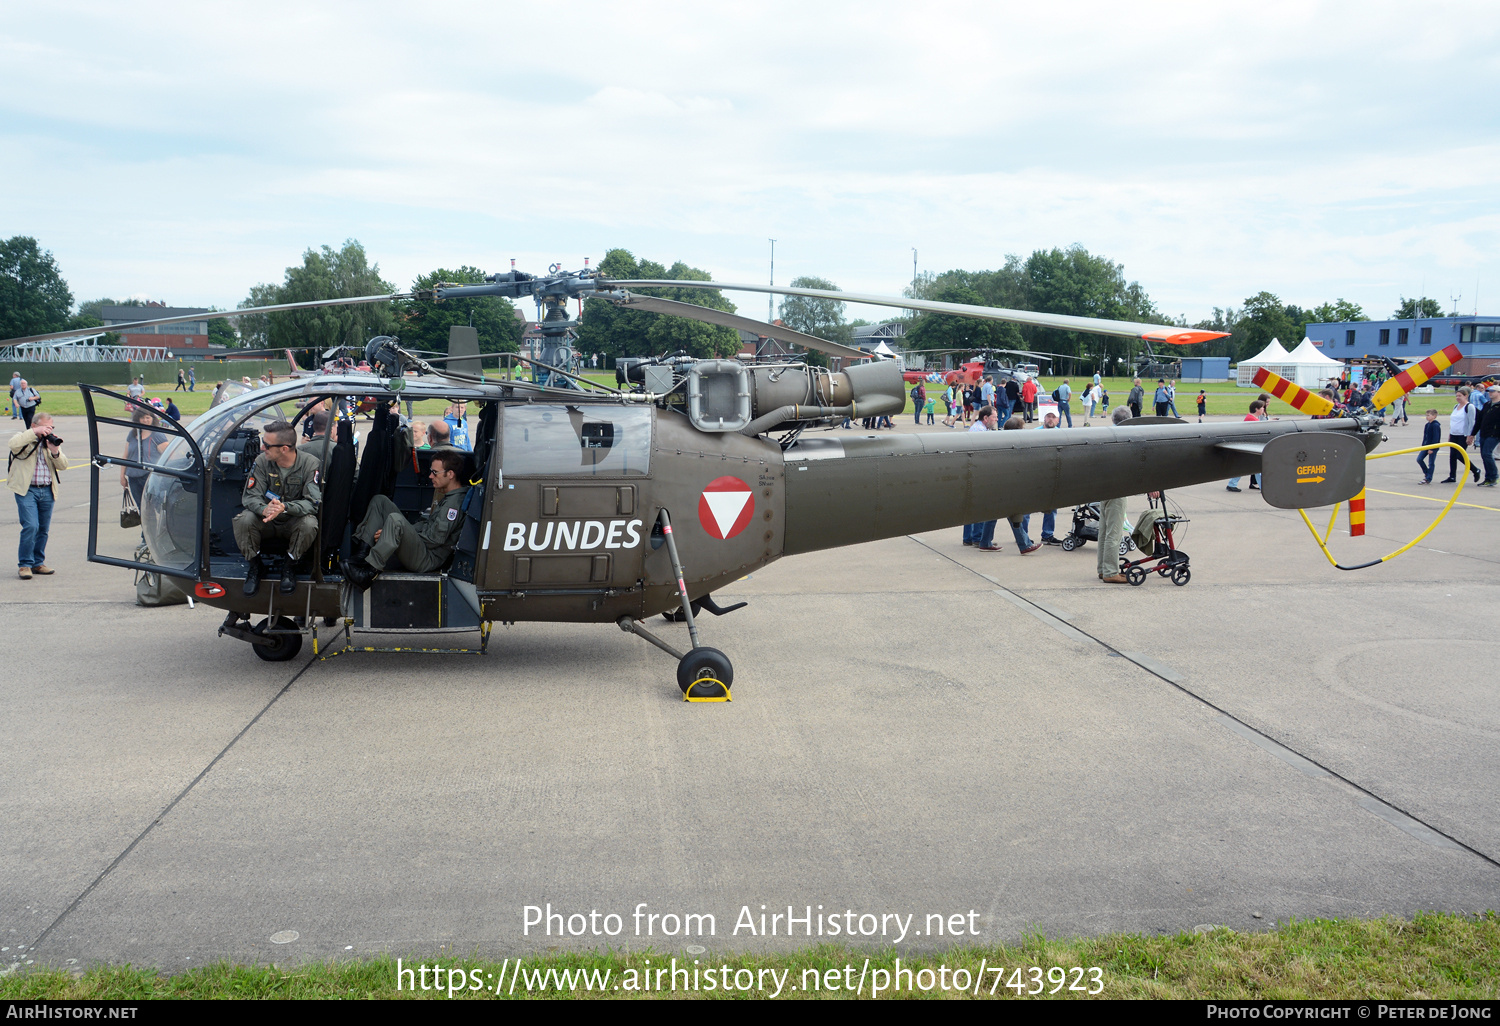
xmin=3 ymin=267 xmax=1409 ymax=701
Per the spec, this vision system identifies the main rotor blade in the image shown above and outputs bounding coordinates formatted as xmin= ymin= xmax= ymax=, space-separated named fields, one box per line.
xmin=603 ymin=292 xmax=872 ymax=362
xmin=602 ymin=279 xmax=1228 ymax=346
xmin=0 ymin=292 xmax=412 ymax=347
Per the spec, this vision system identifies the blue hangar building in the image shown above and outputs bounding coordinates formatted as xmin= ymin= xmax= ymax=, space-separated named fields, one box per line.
xmin=1303 ymin=315 xmax=1500 ymax=378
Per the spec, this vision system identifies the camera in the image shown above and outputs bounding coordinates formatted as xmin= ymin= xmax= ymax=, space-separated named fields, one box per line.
xmin=43 ymin=434 xmax=63 ymax=447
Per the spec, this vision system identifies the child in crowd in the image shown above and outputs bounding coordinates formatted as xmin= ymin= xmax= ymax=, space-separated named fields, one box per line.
xmin=1196 ymin=390 xmax=1207 ymax=422
xmin=1418 ymin=409 xmax=1441 ymax=484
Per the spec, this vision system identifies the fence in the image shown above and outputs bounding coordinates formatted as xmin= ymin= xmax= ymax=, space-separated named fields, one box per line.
xmin=1 ymin=360 xmax=283 ymax=387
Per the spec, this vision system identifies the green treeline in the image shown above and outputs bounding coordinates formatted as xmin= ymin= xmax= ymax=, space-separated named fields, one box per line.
xmin=0 ymin=235 xmax=1454 ymax=370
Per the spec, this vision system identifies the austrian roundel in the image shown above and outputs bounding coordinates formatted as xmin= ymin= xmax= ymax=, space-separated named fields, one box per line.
xmin=697 ymin=476 xmax=755 ymax=540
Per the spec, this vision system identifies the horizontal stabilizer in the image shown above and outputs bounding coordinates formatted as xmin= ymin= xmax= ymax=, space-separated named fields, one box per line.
xmin=1215 ymin=441 xmax=1267 ymax=455
xmin=1119 ymin=416 xmax=1188 ymax=427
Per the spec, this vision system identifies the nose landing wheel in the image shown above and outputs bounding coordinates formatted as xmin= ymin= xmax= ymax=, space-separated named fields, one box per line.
xmin=677 ymin=647 xmax=733 ymax=702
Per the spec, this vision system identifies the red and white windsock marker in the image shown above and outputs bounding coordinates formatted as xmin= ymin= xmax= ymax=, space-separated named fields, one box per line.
xmin=698 ymin=476 xmax=755 ymax=540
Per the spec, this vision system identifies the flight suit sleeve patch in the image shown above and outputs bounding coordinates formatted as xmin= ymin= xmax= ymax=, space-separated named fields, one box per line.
xmin=447 ymin=507 xmax=458 ymax=521
xmin=247 ymin=475 xmax=255 ymax=489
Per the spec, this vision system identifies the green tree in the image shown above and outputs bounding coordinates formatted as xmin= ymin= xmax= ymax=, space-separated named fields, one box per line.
xmin=904 ymin=283 xmax=1023 ymax=356
xmin=240 ymin=240 xmax=397 ymax=358
xmin=0 ymin=236 xmax=74 ymax=340
xmin=400 ymin=267 xmax=522 ymax=355
xmin=206 ymin=309 xmax=239 ymax=348
xmin=929 ymin=258 xmax=1030 ymax=312
xmin=235 ymin=282 xmax=279 ymax=349
xmin=1395 ymin=296 xmax=1443 ymax=319
xmin=1310 ymin=299 xmax=1366 ymax=324
xmin=1187 ymin=306 xmax=1241 ymax=360
xmin=1023 ymin=245 xmax=1159 ymax=375
xmin=1233 ymin=291 xmax=1299 ymax=361
xmin=777 ymin=275 xmax=854 ymax=365
xmin=577 ymin=249 xmax=740 ymax=361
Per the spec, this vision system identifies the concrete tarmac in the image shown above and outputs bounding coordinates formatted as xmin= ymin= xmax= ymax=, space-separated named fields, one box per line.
xmin=1 ymin=413 xmax=1496 ymax=973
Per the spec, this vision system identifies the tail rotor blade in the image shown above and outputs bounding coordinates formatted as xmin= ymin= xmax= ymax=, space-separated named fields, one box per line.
xmin=1251 ymin=368 xmax=1335 ymax=416
xmin=1370 ymin=344 xmax=1463 ymax=410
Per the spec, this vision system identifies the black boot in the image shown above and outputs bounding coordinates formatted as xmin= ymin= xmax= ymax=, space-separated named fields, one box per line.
xmin=340 ymin=557 xmax=379 ymax=590
xmin=279 ymin=560 xmax=297 ymax=595
xmin=242 ymin=559 xmax=261 ymax=596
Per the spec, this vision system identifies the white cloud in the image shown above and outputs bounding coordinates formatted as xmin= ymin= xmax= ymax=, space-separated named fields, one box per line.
xmin=1 ymin=0 xmax=1497 ymax=320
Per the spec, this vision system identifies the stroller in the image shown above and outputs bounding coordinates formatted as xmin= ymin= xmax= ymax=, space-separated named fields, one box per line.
xmin=1060 ymin=502 xmax=1135 ymax=558
xmin=1117 ymin=491 xmax=1191 ymax=586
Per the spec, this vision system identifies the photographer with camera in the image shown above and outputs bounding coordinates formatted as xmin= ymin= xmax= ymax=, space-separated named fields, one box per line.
xmin=8 ymin=412 xmax=67 ymax=580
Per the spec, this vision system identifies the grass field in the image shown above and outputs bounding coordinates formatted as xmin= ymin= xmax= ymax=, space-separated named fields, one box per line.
xmin=1 ymin=913 xmax=1494 ymax=1000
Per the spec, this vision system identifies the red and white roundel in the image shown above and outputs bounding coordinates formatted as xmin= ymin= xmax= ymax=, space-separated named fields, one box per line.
xmin=698 ymin=476 xmax=755 ymax=540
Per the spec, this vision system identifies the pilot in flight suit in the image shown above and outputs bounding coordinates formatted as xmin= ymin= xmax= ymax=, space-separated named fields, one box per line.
xmin=232 ymin=421 xmax=321 ymax=595
xmin=342 ymin=448 xmax=469 ymax=586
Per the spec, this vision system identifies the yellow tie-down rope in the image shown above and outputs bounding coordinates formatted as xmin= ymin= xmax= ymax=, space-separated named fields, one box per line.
xmin=1297 ymin=441 xmax=1473 ymax=571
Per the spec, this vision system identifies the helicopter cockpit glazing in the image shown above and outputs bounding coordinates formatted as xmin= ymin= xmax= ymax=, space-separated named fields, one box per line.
xmin=98 ymin=374 xmax=496 ymax=580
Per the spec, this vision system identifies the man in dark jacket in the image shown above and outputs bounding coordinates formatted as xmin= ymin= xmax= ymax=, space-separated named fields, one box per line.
xmin=1003 ymin=377 xmax=1021 ymax=422
xmin=1476 ymin=385 xmax=1500 ymax=486
xmin=1127 ymin=378 xmax=1144 ymax=419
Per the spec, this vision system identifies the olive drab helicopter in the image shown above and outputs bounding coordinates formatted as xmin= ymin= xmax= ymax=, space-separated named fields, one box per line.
xmin=2 ymin=266 xmax=1453 ymax=701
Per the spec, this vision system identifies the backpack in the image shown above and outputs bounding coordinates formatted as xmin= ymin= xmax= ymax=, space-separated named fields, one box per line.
xmin=1051 ymin=388 xmax=1061 ymax=403
xmin=132 ymin=542 xmax=190 ymax=607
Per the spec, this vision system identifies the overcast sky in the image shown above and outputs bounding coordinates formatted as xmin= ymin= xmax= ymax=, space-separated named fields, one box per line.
xmin=3 ymin=1 xmax=1497 ymax=326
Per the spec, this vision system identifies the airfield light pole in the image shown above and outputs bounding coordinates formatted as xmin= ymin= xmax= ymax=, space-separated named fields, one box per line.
xmin=912 ymin=248 xmax=918 ymax=298
xmin=768 ymin=239 xmax=776 ymax=323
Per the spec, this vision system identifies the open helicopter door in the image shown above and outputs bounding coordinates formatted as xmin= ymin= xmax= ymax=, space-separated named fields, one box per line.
xmin=80 ymin=385 xmax=208 ymax=580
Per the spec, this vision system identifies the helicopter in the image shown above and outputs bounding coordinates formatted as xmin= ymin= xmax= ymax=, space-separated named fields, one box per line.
xmin=900 ymin=349 xmax=1050 ymax=386
xmin=2 ymin=266 xmax=1429 ymax=701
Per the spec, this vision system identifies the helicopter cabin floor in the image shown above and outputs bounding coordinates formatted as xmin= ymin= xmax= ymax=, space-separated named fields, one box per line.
xmin=1 ymin=414 xmax=1496 ymax=970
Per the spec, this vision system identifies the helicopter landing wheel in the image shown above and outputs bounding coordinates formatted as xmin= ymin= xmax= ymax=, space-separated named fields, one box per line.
xmin=1171 ymin=566 xmax=1191 ymax=587
xmin=1060 ymin=535 xmax=1079 ymax=551
xmin=677 ymin=647 xmax=733 ymax=702
xmin=1125 ymin=566 xmax=1147 ymax=587
xmin=252 ymin=616 xmax=304 ymax=662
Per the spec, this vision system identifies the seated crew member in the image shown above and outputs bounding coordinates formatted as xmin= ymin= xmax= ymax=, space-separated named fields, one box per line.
xmin=301 ymin=411 xmax=333 ymax=459
xmin=232 ymin=420 xmax=321 ymax=596
xmin=341 ymin=449 xmax=470 ymax=588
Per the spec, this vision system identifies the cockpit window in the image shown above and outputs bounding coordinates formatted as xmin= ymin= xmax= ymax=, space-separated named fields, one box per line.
xmin=502 ymin=405 xmax=650 ymax=476
xmin=173 ymin=391 xmax=289 ymax=469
